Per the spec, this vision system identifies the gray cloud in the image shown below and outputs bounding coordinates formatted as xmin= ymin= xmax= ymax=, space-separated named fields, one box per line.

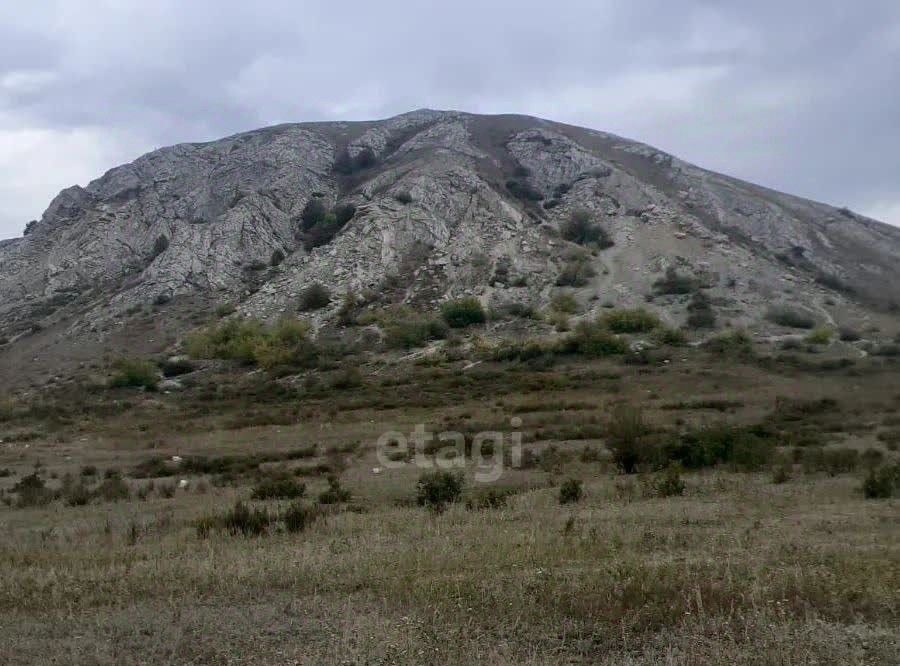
xmin=1 ymin=0 xmax=898 ymax=238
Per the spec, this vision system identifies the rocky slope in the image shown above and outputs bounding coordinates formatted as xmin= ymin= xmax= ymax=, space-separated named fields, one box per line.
xmin=2 ymin=109 xmax=899 ymax=384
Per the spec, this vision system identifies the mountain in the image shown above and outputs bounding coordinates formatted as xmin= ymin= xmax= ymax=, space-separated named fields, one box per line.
xmin=2 ymin=109 xmax=899 ymax=385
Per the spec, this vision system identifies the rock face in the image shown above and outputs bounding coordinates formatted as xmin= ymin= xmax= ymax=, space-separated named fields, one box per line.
xmin=2 ymin=109 xmax=899 ymax=380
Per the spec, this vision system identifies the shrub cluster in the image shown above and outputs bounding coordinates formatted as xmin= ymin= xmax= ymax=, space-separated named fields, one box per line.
xmin=298 ymin=198 xmax=358 ymax=250
xmin=653 ymin=268 xmax=697 ymax=295
xmin=559 ymin=210 xmax=614 ymax=249
xmin=599 ymin=308 xmax=661 ymax=334
xmin=555 ymin=257 xmax=596 ymax=287
xmin=441 ymin=298 xmax=487 ymax=328
xmin=185 ymin=318 xmax=316 ymax=370
xmin=109 ymin=359 xmax=160 ymax=391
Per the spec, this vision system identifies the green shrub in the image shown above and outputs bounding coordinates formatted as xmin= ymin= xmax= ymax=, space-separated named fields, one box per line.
xmin=251 ymin=477 xmax=306 ymax=501
xmin=599 ymin=308 xmax=661 ymax=333
xmin=652 ymin=326 xmax=687 ymax=346
xmin=109 ymin=359 xmax=159 ymax=390
xmin=318 ymin=475 xmax=352 ymax=505
xmin=662 ymin=424 xmax=773 ymax=471
xmin=185 ymin=317 xmax=316 ymax=370
xmin=704 ymin=330 xmax=753 ymax=357
xmin=300 ymin=199 xmax=328 ymax=230
xmin=805 ymin=327 xmax=833 ymax=345
xmin=653 ymin=267 xmax=697 ymax=295
xmin=93 ymin=475 xmax=132 ymax=502
xmin=653 ymin=464 xmax=686 ymax=497
xmin=822 ymin=448 xmax=859 ymax=476
xmin=685 ymin=292 xmax=717 ymax=330
xmin=299 ymin=283 xmax=331 ymax=311
xmin=416 ymin=471 xmax=463 ymax=510
xmin=13 ymin=473 xmax=56 ymax=508
xmin=862 ymin=464 xmax=899 ymax=499
xmin=441 ymin=298 xmax=486 ymax=328
xmin=558 ymin=478 xmax=584 ymax=504
xmin=606 ymin=406 xmax=651 ymax=474
xmin=506 ymin=179 xmax=544 ymax=201
xmin=559 ymin=210 xmax=614 ymax=248
xmin=861 ymin=447 xmax=885 ymax=470
xmin=466 ymin=487 xmax=512 ymax=510
xmin=550 ymin=293 xmax=578 ymax=314
xmin=384 ymin=315 xmax=448 ymax=349
xmin=767 ymin=306 xmax=816 ymax=329
xmin=197 ymin=501 xmax=274 ymax=538
xmin=555 ymin=258 xmax=596 ymax=287
xmin=282 ymin=501 xmax=324 ymax=533
xmin=567 ymin=321 xmax=628 ymax=357
xmin=394 ymin=190 xmax=413 ymax=204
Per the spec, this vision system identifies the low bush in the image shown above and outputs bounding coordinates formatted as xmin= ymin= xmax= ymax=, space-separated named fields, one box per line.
xmin=767 ymin=306 xmax=816 ymax=329
xmin=394 ymin=190 xmax=413 ymax=204
xmin=197 ymin=501 xmax=274 ymax=538
xmin=109 ymin=359 xmax=159 ymax=390
xmin=564 ymin=321 xmax=629 ymax=357
xmin=606 ymin=406 xmax=651 ymax=474
xmin=685 ymin=292 xmax=717 ymax=330
xmin=555 ymin=258 xmax=596 ymax=287
xmin=599 ymin=308 xmax=661 ymax=334
xmin=318 ymin=475 xmax=352 ymax=505
xmin=251 ymin=477 xmax=306 ymax=501
xmin=93 ymin=475 xmax=131 ymax=502
xmin=550 ymin=293 xmax=578 ymax=314
xmin=662 ymin=424 xmax=774 ymax=471
xmin=441 ymin=298 xmax=486 ymax=328
xmin=559 ymin=478 xmax=584 ymax=504
xmin=652 ymin=326 xmax=687 ymax=346
xmin=299 ymin=283 xmax=332 ymax=311
xmin=653 ymin=268 xmax=697 ymax=295
xmin=416 ymin=470 xmax=463 ymax=510
xmin=383 ymin=314 xmax=448 ymax=349
xmin=559 ymin=210 xmax=614 ymax=249
xmin=466 ymin=487 xmax=512 ymax=510
xmin=13 ymin=473 xmax=56 ymax=508
xmin=282 ymin=501 xmax=325 ymax=533
xmin=805 ymin=327 xmax=834 ymax=345
xmin=704 ymin=330 xmax=753 ymax=357
xmin=506 ymin=179 xmax=544 ymax=201
xmin=652 ymin=464 xmax=686 ymax=497
xmin=862 ymin=464 xmax=899 ymax=499
xmin=185 ymin=317 xmax=316 ymax=370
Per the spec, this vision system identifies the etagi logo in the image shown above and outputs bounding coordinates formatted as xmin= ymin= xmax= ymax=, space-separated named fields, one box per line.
xmin=375 ymin=418 xmax=524 ymax=483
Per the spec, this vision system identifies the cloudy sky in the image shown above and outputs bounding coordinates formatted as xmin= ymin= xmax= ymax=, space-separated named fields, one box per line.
xmin=1 ymin=1 xmax=898 ymax=239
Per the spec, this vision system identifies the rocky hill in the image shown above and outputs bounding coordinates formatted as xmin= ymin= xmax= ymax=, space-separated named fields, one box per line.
xmin=2 ymin=109 xmax=899 ymax=385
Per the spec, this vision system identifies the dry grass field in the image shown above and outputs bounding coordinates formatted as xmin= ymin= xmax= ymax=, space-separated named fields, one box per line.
xmin=1 ymin=347 xmax=898 ymax=664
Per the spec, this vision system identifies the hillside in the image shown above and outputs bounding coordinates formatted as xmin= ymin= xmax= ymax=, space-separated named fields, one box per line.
xmin=1 ymin=109 xmax=899 ymax=386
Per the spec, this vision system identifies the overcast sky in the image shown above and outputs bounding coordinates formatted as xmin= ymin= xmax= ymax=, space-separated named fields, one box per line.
xmin=1 ymin=1 xmax=899 ymax=239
